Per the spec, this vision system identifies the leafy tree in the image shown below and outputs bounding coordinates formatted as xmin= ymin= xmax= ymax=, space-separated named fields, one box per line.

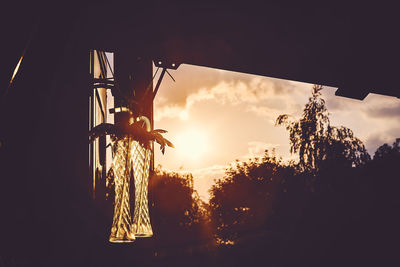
xmin=209 ymin=151 xmax=296 ymax=244
xmin=275 ymin=84 xmax=370 ymax=173
xmin=373 ymin=138 xmax=400 ymax=160
xmin=149 ymin=167 xmax=213 ymax=248
xmin=206 ymin=85 xmax=397 ymax=266
xmin=366 ymin=137 xmax=400 ymax=207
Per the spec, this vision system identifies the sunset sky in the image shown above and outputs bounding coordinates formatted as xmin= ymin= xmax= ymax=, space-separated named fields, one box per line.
xmin=153 ymin=64 xmax=400 ymax=201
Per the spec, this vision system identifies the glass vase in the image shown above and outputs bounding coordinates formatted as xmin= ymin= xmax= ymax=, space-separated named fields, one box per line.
xmin=131 ymin=116 xmax=153 ymax=237
xmin=131 ymin=139 xmax=153 ymax=237
xmin=109 ymin=137 xmax=136 ymax=242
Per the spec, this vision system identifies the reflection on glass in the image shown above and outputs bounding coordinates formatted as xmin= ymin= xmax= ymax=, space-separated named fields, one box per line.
xmin=109 ymin=137 xmax=135 ymax=243
xmin=131 ymin=116 xmax=153 ymax=237
xmin=131 ymin=139 xmax=153 ymax=237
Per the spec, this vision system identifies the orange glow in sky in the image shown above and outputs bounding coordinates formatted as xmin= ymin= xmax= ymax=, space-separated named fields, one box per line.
xmin=154 ymin=64 xmax=400 ymax=202
xmin=175 ymin=128 xmax=209 ymax=161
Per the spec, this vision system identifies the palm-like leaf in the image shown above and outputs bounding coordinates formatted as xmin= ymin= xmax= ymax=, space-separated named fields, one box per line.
xmin=89 ymin=121 xmax=174 ymax=154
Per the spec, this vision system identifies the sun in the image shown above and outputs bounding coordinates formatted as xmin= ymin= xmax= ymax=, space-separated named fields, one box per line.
xmin=175 ymin=128 xmax=209 ymax=161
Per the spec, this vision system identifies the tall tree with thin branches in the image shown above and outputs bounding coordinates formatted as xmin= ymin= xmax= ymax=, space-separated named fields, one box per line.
xmin=275 ymin=85 xmax=370 ymax=174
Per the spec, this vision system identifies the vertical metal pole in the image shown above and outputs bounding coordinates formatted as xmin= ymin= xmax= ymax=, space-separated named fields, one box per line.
xmin=89 ymin=49 xmax=96 ymax=200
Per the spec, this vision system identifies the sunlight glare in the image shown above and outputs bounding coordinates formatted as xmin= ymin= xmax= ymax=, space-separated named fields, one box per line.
xmin=179 ymin=110 xmax=189 ymax=120
xmin=176 ymin=129 xmax=208 ymax=161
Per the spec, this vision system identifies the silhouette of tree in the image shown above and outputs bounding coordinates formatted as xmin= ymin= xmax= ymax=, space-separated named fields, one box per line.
xmin=207 ymin=85 xmax=382 ymax=266
xmin=373 ymin=138 xmax=400 ymax=160
xmin=149 ymin=167 xmax=213 ymax=249
xmin=367 ymin=137 xmax=400 ymax=212
xmin=275 ymin=84 xmax=370 ymax=173
xmin=209 ymin=151 xmax=296 ymax=244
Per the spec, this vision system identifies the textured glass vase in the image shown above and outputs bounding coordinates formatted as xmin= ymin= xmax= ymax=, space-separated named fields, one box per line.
xmin=131 ymin=116 xmax=153 ymax=237
xmin=109 ymin=137 xmax=136 ymax=242
xmin=131 ymin=140 xmax=153 ymax=237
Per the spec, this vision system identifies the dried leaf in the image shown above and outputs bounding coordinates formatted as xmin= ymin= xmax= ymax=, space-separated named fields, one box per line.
xmin=88 ymin=119 xmax=174 ymax=154
xmin=164 ymin=138 xmax=174 ymax=148
xmin=153 ymin=129 xmax=168 ymax=134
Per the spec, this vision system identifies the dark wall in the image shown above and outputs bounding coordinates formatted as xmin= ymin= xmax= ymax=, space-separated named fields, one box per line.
xmin=0 ymin=4 xmax=96 ymax=261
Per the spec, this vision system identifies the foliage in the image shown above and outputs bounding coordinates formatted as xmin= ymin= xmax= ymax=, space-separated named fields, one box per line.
xmin=275 ymin=84 xmax=370 ymax=173
xmin=373 ymin=138 xmax=400 ymax=160
xmin=88 ymin=120 xmax=173 ymax=154
xmin=206 ymin=83 xmax=399 ymax=266
xmin=209 ymin=150 xmax=296 ymax=243
xmin=149 ymin=167 xmax=213 ymax=247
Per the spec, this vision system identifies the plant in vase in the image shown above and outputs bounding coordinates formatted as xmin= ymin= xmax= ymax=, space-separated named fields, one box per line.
xmin=89 ymin=112 xmax=173 ymax=242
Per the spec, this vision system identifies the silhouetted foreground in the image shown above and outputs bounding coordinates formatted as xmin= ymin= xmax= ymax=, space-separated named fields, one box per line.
xmin=207 ymin=140 xmax=399 ymax=267
xmin=1 ymin=149 xmax=400 ymax=266
xmin=1 ymin=86 xmax=398 ymax=266
xmin=205 ymin=86 xmax=400 ymax=267
xmin=2 ymin=140 xmax=392 ymax=267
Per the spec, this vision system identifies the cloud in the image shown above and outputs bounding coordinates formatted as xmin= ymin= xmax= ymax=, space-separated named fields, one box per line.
xmin=184 ymin=76 xmax=311 ymax=108
xmin=154 ymin=64 xmax=315 ymax=122
xmin=241 ymin=141 xmax=280 ymax=160
xmin=154 ymin=104 xmax=190 ymax=121
xmin=308 ymin=88 xmax=400 ymax=156
xmin=155 ymin=67 xmax=311 ymax=121
xmin=364 ymin=102 xmax=400 ymax=119
xmin=191 ymin=164 xmax=228 ymax=179
xmin=324 ymin=93 xmax=362 ymax=113
xmin=365 ymin=134 xmax=388 ymax=154
xmin=364 ymin=126 xmax=400 ymax=155
xmin=323 ymin=89 xmax=400 ymax=120
xmin=154 ymin=64 xmax=232 ymax=108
